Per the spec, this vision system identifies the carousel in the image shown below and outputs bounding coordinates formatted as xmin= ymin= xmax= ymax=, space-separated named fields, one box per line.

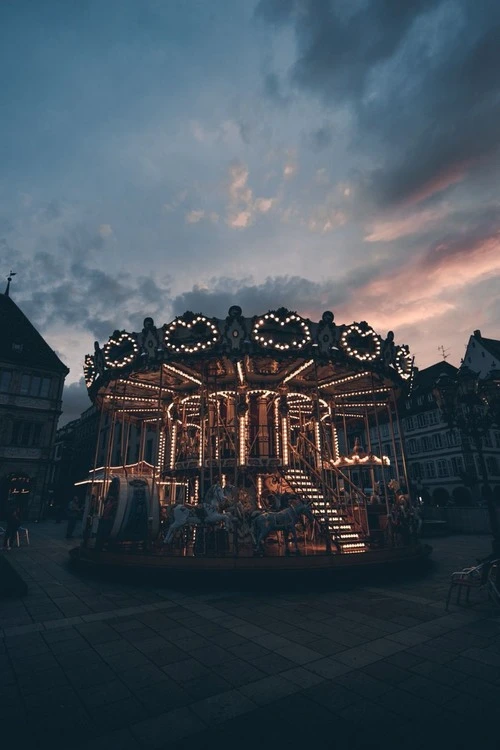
xmin=71 ymin=306 xmax=430 ymax=574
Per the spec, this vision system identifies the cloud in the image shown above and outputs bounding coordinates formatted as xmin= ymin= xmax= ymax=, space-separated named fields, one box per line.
xmin=185 ymin=210 xmax=206 ymax=224
xmin=257 ymin=0 xmax=500 ymax=207
xmin=60 ymin=378 xmax=92 ymax=427
xmin=364 ymin=205 xmax=450 ymax=242
xmin=98 ymin=223 xmax=113 ymax=237
xmin=226 ymin=161 xmax=277 ymax=229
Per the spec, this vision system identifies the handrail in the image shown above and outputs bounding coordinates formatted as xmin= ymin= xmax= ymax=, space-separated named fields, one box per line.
xmin=287 ymin=436 xmax=369 ymax=536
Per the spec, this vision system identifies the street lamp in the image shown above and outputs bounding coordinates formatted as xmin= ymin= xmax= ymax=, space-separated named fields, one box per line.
xmin=433 ymin=367 xmax=500 ymax=555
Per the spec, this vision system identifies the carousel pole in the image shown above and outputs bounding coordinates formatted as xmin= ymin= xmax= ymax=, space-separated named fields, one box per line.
xmin=371 ymin=375 xmax=390 ymax=516
xmin=207 ymin=363 xmax=214 ymax=489
xmin=363 ymin=406 xmax=376 ymax=493
xmin=120 ymin=376 xmax=129 ymax=469
xmin=313 ymin=358 xmax=332 ymax=554
xmin=390 ymin=388 xmax=411 ymax=497
xmin=199 ymin=369 xmax=206 ymax=502
xmin=386 ymin=398 xmax=402 ymax=487
xmin=149 ymin=363 xmax=164 ymax=544
xmin=85 ymin=398 xmax=106 ymax=547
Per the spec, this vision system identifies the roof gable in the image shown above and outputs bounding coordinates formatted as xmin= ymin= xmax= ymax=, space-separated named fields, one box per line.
xmin=0 ymin=293 xmax=69 ymax=373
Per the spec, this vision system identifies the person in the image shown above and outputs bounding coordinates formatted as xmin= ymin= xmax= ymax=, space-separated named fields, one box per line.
xmin=66 ymin=496 xmax=81 ymax=539
xmin=3 ymin=505 xmax=21 ymax=550
xmin=95 ymin=490 xmax=118 ymax=552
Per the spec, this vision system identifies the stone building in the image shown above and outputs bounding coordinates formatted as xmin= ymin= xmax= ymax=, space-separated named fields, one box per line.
xmin=400 ymin=360 xmax=500 ymax=506
xmin=0 ymin=285 xmax=69 ymax=521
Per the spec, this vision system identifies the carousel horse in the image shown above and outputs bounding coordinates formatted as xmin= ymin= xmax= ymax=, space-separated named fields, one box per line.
xmin=251 ymin=501 xmax=315 ymax=555
xmin=163 ymin=482 xmax=234 ymax=545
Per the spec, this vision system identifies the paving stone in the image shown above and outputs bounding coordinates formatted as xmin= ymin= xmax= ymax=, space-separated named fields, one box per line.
xmin=190 ymin=689 xmax=256 ymax=725
xmin=398 ymin=673 xmax=460 ymax=705
xmin=131 ymin=706 xmax=206 ymax=747
xmin=211 ymin=657 xmax=268 ymax=687
xmin=204 ymin=630 xmax=247 ymax=648
xmin=386 ymin=651 xmax=424 ymax=669
xmin=404 ymin=642 xmax=457 ymax=664
xmin=364 ymin=637 xmax=408 ymax=656
xmin=77 ymin=678 xmax=132 ymax=707
xmin=162 ymin=657 xmax=211 ymax=683
xmin=373 ymin=686 xmax=441 ymax=720
xmin=72 ymin=727 xmax=142 ymax=750
xmin=119 ymin=663 xmax=168 ymax=689
xmin=227 ymin=641 xmax=271 ymax=661
xmin=183 ymin=672 xmax=234 ymax=700
xmin=249 ymin=651 xmax=296 ymax=675
xmin=361 ymin=659 xmax=412 ymax=685
xmin=134 ymin=679 xmax=192 ymax=715
xmin=68 ymin=662 xmax=117 ymax=689
xmin=337 ymin=670 xmax=393 ymax=699
xmin=280 ymin=665 xmax=325 ymax=688
xmin=188 ymin=644 xmax=235 ymax=667
xmin=462 ymin=646 xmax=500 ymax=667
xmin=18 ymin=665 xmax=70 ymax=694
xmin=90 ymin=696 xmax=149 ymax=734
xmin=93 ymin=638 xmax=137 ymax=657
xmin=334 ymin=646 xmax=382 ymax=668
xmin=410 ymin=660 xmax=470 ymax=687
xmin=104 ymin=649 xmax=152 ymax=671
xmin=447 ymin=655 xmax=500 ymax=683
xmin=306 ymin=657 xmax=353 ymax=679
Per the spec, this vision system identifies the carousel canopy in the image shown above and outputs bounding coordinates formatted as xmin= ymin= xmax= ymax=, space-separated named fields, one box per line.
xmin=83 ymin=307 xmax=413 ymax=421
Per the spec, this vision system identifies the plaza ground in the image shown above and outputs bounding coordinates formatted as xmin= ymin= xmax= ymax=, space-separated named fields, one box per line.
xmin=2 ymin=524 xmax=500 ymax=750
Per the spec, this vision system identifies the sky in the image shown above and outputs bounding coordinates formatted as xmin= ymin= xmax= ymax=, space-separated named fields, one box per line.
xmin=2 ymin=0 xmax=500 ymax=424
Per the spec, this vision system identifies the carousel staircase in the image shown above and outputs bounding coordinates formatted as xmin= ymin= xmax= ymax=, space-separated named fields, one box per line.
xmin=284 ymin=467 xmax=368 ymax=554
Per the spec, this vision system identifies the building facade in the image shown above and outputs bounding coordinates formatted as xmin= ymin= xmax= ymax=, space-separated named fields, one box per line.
xmin=401 ymin=360 xmax=500 ymax=506
xmin=0 ymin=289 xmax=69 ymax=521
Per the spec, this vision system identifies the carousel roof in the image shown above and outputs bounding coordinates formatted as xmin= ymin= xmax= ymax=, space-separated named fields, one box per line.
xmin=83 ymin=307 xmax=413 ymax=419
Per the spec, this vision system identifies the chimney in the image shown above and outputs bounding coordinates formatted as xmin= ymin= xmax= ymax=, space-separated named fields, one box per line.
xmin=473 ymin=330 xmax=481 ymax=338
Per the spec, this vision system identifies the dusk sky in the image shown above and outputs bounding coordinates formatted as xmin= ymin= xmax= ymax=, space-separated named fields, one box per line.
xmin=2 ymin=0 xmax=500 ymax=423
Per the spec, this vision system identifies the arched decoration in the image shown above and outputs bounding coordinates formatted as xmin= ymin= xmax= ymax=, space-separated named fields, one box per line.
xmin=164 ymin=312 xmax=219 ymax=354
xmin=251 ymin=309 xmax=312 ymax=352
xmin=103 ymin=331 xmax=139 ymax=369
xmin=340 ymin=322 xmax=381 ymax=362
xmin=83 ymin=354 xmax=96 ymax=388
xmin=394 ymin=344 xmax=413 ymax=380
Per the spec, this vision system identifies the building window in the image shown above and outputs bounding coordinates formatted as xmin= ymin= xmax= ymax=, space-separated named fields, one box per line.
xmin=437 ymin=459 xmax=449 ymax=477
xmin=428 ymin=410 xmax=439 ymax=425
xmin=11 ymin=421 xmax=44 ymax=447
xmin=20 ymin=374 xmax=52 ymax=398
xmin=451 ymin=456 xmax=464 ymax=475
xmin=0 ymin=369 xmax=12 ymax=393
xmin=486 ymin=457 xmax=499 ymax=476
xmin=405 ymin=417 xmax=415 ymax=431
xmin=411 ymin=462 xmax=423 ymax=480
xmin=495 ymin=432 xmax=500 ymax=449
xmin=424 ymin=461 xmax=436 ymax=479
xmin=416 ymin=414 xmax=427 ymax=428
xmin=432 ymin=433 xmax=443 ymax=449
xmin=421 ymin=436 xmax=432 ymax=451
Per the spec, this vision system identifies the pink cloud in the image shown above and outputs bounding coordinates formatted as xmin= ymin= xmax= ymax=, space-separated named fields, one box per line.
xmin=402 ymin=161 xmax=472 ymax=206
xmin=364 ymin=205 xmax=450 ymax=242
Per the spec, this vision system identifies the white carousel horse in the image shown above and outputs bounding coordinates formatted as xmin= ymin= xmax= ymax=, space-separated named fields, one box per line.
xmin=251 ymin=501 xmax=315 ymax=555
xmin=163 ymin=482 xmax=234 ymax=545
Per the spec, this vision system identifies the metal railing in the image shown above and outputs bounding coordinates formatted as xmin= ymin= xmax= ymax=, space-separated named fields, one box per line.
xmin=287 ymin=434 xmax=369 ymax=537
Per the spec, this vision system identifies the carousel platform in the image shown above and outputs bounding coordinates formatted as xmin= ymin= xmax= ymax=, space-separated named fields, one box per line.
xmin=69 ymin=541 xmax=432 ymax=579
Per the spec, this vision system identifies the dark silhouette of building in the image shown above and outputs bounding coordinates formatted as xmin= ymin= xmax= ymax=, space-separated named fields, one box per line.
xmin=0 ymin=282 xmax=69 ymax=521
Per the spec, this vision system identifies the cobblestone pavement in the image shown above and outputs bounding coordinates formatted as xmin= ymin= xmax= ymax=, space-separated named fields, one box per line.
xmin=2 ymin=525 xmax=500 ymax=750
